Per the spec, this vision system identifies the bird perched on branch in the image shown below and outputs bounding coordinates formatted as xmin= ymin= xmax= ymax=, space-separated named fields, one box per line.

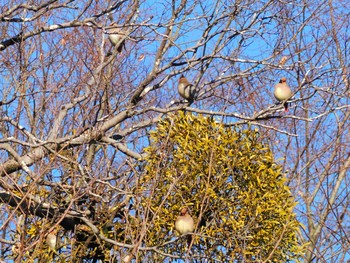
xmin=175 ymin=207 xmax=194 ymax=246
xmin=279 ymin=56 xmax=288 ymax=66
xmin=106 ymin=23 xmax=126 ymax=53
xmin=178 ymin=75 xmax=196 ymax=102
xmin=274 ymin=77 xmax=292 ymax=111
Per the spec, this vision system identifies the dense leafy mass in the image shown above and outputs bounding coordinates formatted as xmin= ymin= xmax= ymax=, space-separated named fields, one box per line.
xmin=139 ymin=112 xmax=304 ymax=262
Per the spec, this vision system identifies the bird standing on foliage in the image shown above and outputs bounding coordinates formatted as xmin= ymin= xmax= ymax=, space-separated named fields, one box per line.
xmin=106 ymin=23 xmax=126 ymax=53
xmin=178 ymin=75 xmax=196 ymax=102
xmin=175 ymin=207 xmax=194 ymax=246
xmin=274 ymin=77 xmax=292 ymax=111
xmin=46 ymin=229 xmax=57 ymax=251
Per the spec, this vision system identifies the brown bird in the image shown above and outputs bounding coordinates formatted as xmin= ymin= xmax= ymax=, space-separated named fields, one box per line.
xmin=279 ymin=56 xmax=288 ymax=66
xmin=274 ymin=77 xmax=292 ymax=111
xmin=178 ymin=75 xmax=196 ymax=102
xmin=46 ymin=229 xmax=57 ymax=251
xmin=106 ymin=23 xmax=126 ymax=53
xmin=175 ymin=207 xmax=194 ymax=246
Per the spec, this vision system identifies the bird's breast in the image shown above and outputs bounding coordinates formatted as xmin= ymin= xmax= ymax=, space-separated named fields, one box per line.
xmin=108 ymin=34 xmax=122 ymax=46
xmin=175 ymin=218 xmax=194 ymax=234
xmin=274 ymin=86 xmax=292 ymax=101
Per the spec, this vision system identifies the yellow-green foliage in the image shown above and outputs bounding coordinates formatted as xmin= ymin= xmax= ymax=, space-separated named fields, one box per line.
xmin=139 ymin=112 xmax=304 ymax=262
